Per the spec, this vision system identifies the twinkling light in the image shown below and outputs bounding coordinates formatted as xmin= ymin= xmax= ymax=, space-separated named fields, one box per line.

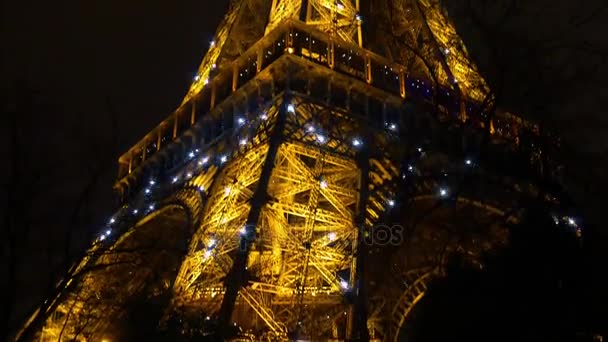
xmin=199 ymin=185 xmax=205 ymax=191
xmin=439 ymin=188 xmax=448 ymax=197
xmin=260 ymin=113 xmax=268 ymax=120
xmin=317 ymin=134 xmax=327 ymax=144
xmin=189 ymin=151 xmax=195 ymax=158
xmin=337 ymin=3 xmax=344 ymax=10
xmin=109 ymin=218 xmax=115 ymax=224
xmin=106 ymin=229 xmax=111 ymax=235
xmin=328 ymin=232 xmax=337 ymax=241
xmin=172 ymin=176 xmax=179 ymax=183
xmin=100 ymin=235 xmax=106 ymax=241
xmin=307 ymin=125 xmax=316 ymax=133
xmin=210 ymin=40 xmax=215 ymax=47
xmin=567 ymin=217 xmax=576 ymax=226
xmin=287 ymin=104 xmax=295 ymax=113
xmin=204 ymin=250 xmax=212 ymax=259
xmin=149 ymin=180 xmax=156 ymax=185
xmin=417 ymin=147 xmax=423 ymax=153
xmin=237 ymin=117 xmax=246 ymax=125
xmin=355 ymin=13 xmax=362 ymax=21
xmin=465 ymin=159 xmax=472 ymax=165
xmin=144 ymin=188 xmax=151 ymax=194
xmin=340 ymin=279 xmax=349 ymax=290
xmin=388 ymin=199 xmax=395 ymax=207
xmin=352 ymin=138 xmax=362 ymax=147
xmin=240 ymin=227 xmax=247 ymax=235
xmin=408 ymin=165 xmax=414 ymax=171
xmin=388 ymin=123 xmax=398 ymax=131
xmin=320 ymin=179 xmax=328 ymax=189
xmin=187 ymin=172 xmax=193 ymax=178
xmin=239 ymin=138 xmax=248 ymax=146
xmin=224 ymin=186 xmax=232 ymax=196
xmin=199 ymin=156 xmax=209 ymax=166
xmin=133 ymin=209 xmax=139 ymax=214
xmin=220 ymin=155 xmax=228 ymax=164
xmin=149 ymin=204 xmax=155 ymax=210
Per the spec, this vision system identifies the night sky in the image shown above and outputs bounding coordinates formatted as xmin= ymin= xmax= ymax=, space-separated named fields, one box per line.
xmin=2 ymin=0 xmax=607 ymax=338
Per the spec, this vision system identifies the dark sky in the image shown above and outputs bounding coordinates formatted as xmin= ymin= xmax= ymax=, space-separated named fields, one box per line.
xmin=3 ymin=0 xmax=228 ymax=149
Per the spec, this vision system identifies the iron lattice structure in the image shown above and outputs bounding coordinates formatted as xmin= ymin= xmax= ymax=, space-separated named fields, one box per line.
xmin=18 ymin=1 xmax=565 ymax=341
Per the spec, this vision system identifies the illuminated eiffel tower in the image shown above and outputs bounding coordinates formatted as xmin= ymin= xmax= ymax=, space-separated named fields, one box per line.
xmin=18 ymin=1 xmax=561 ymax=341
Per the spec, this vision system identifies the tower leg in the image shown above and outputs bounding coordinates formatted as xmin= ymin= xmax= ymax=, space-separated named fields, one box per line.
xmin=217 ymin=97 xmax=288 ymax=337
xmin=349 ymin=149 xmax=371 ymax=341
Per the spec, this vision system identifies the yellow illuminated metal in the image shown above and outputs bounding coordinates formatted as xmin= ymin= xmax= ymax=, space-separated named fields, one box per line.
xmin=27 ymin=1 xmax=518 ymax=341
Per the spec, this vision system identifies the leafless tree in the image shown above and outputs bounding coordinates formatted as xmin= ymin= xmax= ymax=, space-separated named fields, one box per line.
xmin=0 ymin=82 xmax=123 ymax=341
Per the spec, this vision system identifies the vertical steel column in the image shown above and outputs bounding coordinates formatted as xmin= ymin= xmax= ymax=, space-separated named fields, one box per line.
xmin=348 ymin=147 xmax=371 ymax=341
xmin=217 ymin=96 xmax=288 ymax=336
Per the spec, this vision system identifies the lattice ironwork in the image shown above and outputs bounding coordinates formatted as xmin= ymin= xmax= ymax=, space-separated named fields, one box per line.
xmin=17 ymin=1 xmax=560 ymax=341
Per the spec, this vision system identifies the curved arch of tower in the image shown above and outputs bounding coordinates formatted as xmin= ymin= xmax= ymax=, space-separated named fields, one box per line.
xmin=17 ymin=1 xmax=565 ymax=341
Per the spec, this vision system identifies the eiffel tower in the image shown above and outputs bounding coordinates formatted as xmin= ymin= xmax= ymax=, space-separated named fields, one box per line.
xmin=17 ymin=0 xmax=560 ymax=341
